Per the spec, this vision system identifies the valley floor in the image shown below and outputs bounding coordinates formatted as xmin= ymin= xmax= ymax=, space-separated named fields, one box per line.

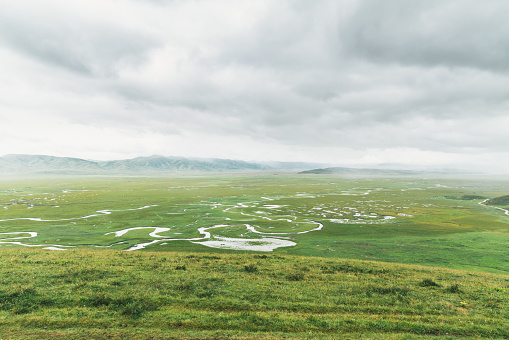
xmin=1 ymin=175 xmax=509 ymax=274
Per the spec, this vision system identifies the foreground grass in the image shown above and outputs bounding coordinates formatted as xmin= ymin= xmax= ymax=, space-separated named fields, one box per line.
xmin=0 ymin=249 xmax=508 ymax=339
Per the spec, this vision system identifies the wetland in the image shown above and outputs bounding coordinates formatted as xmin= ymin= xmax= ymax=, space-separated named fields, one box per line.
xmin=1 ymin=174 xmax=508 ymax=274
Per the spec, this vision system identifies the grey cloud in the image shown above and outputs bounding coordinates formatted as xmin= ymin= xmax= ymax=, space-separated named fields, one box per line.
xmin=2 ymin=0 xmax=509 ymax=169
xmin=342 ymin=0 xmax=509 ymax=71
xmin=0 ymin=7 xmax=159 ymax=77
xmin=132 ymin=0 xmax=178 ymax=5
xmin=212 ymin=1 xmax=341 ymax=70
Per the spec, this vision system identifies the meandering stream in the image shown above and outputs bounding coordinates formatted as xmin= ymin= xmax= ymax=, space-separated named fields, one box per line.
xmin=0 ymin=188 xmax=422 ymax=252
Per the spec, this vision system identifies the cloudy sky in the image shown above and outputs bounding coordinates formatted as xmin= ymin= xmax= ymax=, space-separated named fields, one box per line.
xmin=1 ymin=0 xmax=508 ymax=172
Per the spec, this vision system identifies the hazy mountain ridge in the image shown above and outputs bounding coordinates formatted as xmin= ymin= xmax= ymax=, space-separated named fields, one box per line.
xmin=0 ymin=154 xmax=271 ymax=175
xmin=1 ymin=154 xmax=328 ymax=175
xmin=98 ymin=155 xmax=267 ymax=173
xmin=297 ymin=166 xmax=470 ymax=176
xmin=0 ymin=154 xmax=472 ymax=176
xmin=298 ymin=166 xmax=423 ymax=175
xmin=0 ymin=154 xmax=103 ymax=174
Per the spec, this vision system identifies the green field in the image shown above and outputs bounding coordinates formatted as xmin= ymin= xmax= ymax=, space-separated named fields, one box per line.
xmin=0 ymin=249 xmax=508 ymax=339
xmin=1 ymin=175 xmax=509 ymax=273
xmin=1 ymin=174 xmax=509 ymax=339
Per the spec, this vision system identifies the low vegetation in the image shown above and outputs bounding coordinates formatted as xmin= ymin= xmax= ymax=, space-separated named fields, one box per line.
xmin=486 ymin=195 xmax=509 ymax=206
xmin=0 ymin=249 xmax=508 ymax=339
xmin=2 ymin=175 xmax=509 ymax=273
xmin=1 ymin=175 xmax=509 ymax=338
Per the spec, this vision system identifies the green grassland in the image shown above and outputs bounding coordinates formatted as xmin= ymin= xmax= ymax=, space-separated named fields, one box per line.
xmin=0 ymin=249 xmax=508 ymax=339
xmin=1 ymin=174 xmax=509 ymax=339
xmin=1 ymin=175 xmax=509 ymax=273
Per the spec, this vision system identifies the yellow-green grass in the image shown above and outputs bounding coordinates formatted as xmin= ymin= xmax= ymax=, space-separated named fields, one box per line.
xmin=0 ymin=249 xmax=508 ymax=339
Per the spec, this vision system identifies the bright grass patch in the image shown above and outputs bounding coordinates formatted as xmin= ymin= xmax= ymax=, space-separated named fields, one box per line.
xmin=0 ymin=249 xmax=508 ymax=339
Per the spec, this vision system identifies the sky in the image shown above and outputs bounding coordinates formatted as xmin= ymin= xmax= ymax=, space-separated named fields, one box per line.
xmin=1 ymin=0 xmax=508 ymax=172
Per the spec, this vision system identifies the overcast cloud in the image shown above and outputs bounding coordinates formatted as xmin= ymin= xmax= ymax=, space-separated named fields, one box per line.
xmin=1 ymin=0 xmax=508 ymax=172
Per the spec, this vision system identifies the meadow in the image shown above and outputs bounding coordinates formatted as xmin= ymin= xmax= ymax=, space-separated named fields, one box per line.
xmin=1 ymin=174 xmax=509 ymax=339
xmin=1 ymin=174 xmax=508 ymax=273
xmin=0 ymin=249 xmax=508 ymax=339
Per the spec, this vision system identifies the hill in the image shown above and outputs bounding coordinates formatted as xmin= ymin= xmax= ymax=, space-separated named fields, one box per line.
xmin=0 ymin=154 xmax=103 ymax=174
xmin=99 ymin=155 xmax=267 ymax=173
xmin=298 ymin=166 xmax=423 ymax=176
xmin=486 ymin=195 xmax=509 ymax=206
xmin=0 ymin=249 xmax=507 ymax=339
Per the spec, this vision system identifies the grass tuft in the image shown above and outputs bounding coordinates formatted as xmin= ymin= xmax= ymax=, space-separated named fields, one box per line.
xmin=244 ymin=264 xmax=258 ymax=273
xmin=446 ymin=284 xmax=462 ymax=293
xmin=286 ymin=272 xmax=305 ymax=281
xmin=418 ymin=279 xmax=441 ymax=288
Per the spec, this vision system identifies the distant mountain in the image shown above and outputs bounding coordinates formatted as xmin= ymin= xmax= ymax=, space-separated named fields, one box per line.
xmin=0 ymin=154 xmax=271 ymax=176
xmin=331 ymin=163 xmax=480 ymax=175
xmin=1 ymin=154 xmax=477 ymax=177
xmin=298 ymin=167 xmax=423 ymax=176
xmin=99 ymin=156 xmax=267 ymax=173
xmin=0 ymin=154 xmax=103 ymax=174
xmin=257 ymin=161 xmax=332 ymax=171
xmin=0 ymin=155 xmax=480 ymax=177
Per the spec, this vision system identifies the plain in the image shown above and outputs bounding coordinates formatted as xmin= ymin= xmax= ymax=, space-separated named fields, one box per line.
xmin=0 ymin=174 xmax=508 ymax=339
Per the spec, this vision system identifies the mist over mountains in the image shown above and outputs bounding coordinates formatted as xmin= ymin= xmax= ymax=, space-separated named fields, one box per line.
xmin=298 ymin=167 xmax=423 ymax=176
xmin=0 ymin=154 xmax=477 ymax=177
xmin=0 ymin=154 xmax=328 ymax=176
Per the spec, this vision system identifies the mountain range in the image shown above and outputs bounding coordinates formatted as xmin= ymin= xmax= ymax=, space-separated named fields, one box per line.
xmin=298 ymin=166 xmax=423 ymax=175
xmin=0 ymin=154 xmax=472 ymax=177
xmin=0 ymin=154 xmax=327 ymax=176
xmin=297 ymin=166 xmax=472 ymax=176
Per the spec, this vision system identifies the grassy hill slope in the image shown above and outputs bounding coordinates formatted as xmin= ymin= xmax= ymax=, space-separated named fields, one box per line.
xmin=486 ymin=195 xmax=509 ymax=206
xmin=0 ymin=249 xmax=508 ymax=339
xmin=298 ymin=167 xmax=423 ymax=176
